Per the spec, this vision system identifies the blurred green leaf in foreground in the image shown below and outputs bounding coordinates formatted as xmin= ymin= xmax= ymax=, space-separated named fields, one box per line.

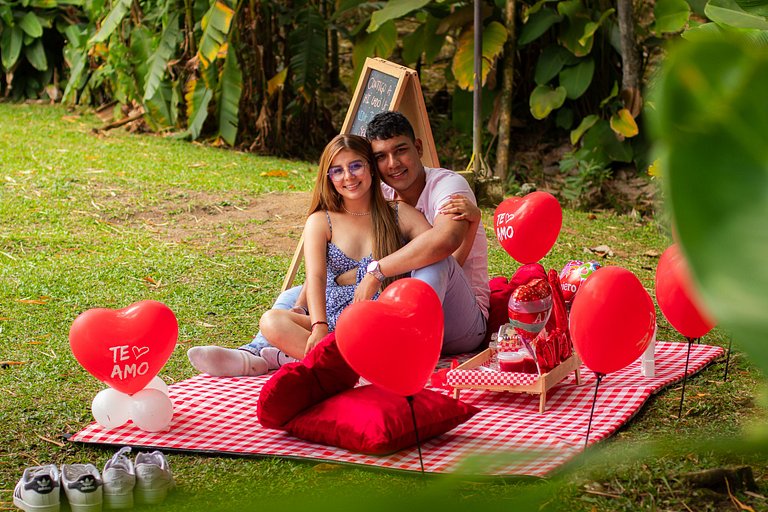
xmin=651 ymin=33 xmax=768 ymax=376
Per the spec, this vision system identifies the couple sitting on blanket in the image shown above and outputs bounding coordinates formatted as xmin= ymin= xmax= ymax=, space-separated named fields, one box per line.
xmin=187 ymin=112 xmax=490 ymax=377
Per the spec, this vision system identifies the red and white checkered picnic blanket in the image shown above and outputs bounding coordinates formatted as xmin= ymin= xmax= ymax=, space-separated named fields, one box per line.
xmin=69 ymin=341 xmax=723 ymax=476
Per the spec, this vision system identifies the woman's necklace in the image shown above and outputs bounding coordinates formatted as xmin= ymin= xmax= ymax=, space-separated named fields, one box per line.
xmin=342 ymin=205 xmax=370 ymax=216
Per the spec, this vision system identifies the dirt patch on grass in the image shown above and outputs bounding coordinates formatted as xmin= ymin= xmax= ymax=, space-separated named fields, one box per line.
xmin=116 ymin=191 xmax=310 ymax=256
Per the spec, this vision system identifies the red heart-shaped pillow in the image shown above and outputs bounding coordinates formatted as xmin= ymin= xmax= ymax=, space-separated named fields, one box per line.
xmin=257 ymin=333 xmax=359 ymax=429
xmin=69 ymin=300 xmax=178 ymax=395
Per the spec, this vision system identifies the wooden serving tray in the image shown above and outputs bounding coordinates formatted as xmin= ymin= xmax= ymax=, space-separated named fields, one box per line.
xmin=447 ymin=350 xmax=582 ymax=413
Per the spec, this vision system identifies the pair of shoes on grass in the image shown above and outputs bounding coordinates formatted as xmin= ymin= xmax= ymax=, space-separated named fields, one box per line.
xmin=102 ymin=447 xmax=175 ymax=509
xmin=12 ymin=447 xmax=174 ymax=512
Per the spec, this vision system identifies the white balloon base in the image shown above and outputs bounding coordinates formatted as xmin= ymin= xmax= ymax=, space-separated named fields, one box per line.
xmin=91 ymin=376 xmax=174 ymax=432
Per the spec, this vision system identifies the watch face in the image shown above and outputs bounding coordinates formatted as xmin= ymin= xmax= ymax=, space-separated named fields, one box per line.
xmin=367 ymin=261 xmax=378 ymax=273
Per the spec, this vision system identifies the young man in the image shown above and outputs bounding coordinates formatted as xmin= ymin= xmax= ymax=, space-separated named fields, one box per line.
xmin=358 ymin=111 xmax=489 ymax=354
xmin=187 ymin=112 xmax=489 ymax=376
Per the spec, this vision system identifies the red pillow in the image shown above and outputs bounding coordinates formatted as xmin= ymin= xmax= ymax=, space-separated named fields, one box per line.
xmin=257 ymin=334 xmax=359 ymax=429
xmin=284 ymin=385 xmax=479 ymax=455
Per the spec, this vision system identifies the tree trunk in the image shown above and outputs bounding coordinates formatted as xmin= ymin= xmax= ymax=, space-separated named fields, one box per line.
xmin=321 ymin=0 xmax=340 ymax=88
xmin=617 ymin=0 xmax=642 ymax=116
xmin=495 ymin=0 xmax=516 ymax=182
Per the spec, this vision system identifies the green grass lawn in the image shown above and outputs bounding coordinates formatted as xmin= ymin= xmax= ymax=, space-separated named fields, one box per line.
xmin=1 ymin=102 xmax=765 ymax=511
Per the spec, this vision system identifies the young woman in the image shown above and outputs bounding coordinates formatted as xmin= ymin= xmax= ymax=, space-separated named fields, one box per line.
xmin=187 ymin=134 xmax=479 ymax=375
xmin=259 ymin=134 xmax=434 ymax=358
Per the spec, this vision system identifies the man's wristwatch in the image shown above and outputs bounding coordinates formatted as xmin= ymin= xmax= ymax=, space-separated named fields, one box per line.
xmin=366 ymin=260 xmax=386 ymax=282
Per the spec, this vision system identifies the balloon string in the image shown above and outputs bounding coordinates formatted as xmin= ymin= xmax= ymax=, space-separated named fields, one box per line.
xmin=406 ymin=395 xmax=425 ymax=474
xmin=723 ymin=334 xmax=733 ymax=382
xmin=678 ymin=337 xmax=695 ymax=419
xmin=584 ymin=373 xmax=603 ymax=450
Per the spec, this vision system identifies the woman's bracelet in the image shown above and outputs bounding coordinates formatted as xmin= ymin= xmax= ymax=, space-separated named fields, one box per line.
xmin=310 ymin=321 xmax=328 ymax=331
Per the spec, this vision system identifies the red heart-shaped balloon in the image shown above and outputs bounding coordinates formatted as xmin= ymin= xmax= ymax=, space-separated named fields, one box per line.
xmin=69 ymin=301 xmax=178 ymax=395
xmin=494 ymin=192 xmax=562 ymax=264
xmin=335 ymin=278 xmax=443 ymax=397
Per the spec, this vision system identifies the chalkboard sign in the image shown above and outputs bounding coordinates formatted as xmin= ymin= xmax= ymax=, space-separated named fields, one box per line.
xmin=349 ymin=69 xmax=400 ymax=136
xmin=342 ymin=58 xmax=439 ymax=168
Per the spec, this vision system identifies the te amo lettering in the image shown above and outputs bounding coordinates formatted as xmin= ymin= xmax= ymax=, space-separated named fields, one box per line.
xmin=110 ymin=361 xmax=150 ymax=380
xmin=495 ymin=225 xmax=515 ymax=242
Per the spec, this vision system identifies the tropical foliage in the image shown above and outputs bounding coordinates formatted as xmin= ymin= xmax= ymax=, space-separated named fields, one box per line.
xmin=0 ymin=0 xmax=84 ymax=99
xmin=4 ymin=0 xmax=768 ymax=182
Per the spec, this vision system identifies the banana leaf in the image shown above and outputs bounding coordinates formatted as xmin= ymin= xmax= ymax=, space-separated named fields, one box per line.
xmin=288 ymin=5 xmax=326 ymax=101
xmin=352 ymin=20 xmax=396 ymax=81
xmin=452 ymin=21 xmax=508 ymax=91
xmin=402 ymin=14 xmax=445 ymax=66
xmin=62 ymin=47 xmax=86 ymax=102
xmin=144 ymin=82 xmax=174 ymax=128
xmin=185 ymin=77 xmax=213 ymax=140
xmin=368 ymin=0 xmax=430 ymax=32
xmin=197 ymin=0 xmax=236 ymax=71
xmin=143 ymin=13 xmax=180 ymax=102
xmin=217 ymin=41 xmax=241 ymax=146
xmin=89 ymin=0 xmax=132 ymax=44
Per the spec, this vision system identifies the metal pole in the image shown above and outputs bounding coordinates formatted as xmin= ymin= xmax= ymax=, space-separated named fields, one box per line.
xmin=584 ymin=373 xmax=603 ymax=449
xmin=473 ymin=0 xmax=482 ymax=177
xmin=677 ymin=337 xmax=695 ymax=419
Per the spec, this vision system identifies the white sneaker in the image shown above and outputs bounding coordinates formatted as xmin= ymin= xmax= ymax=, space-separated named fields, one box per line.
xmin=102 ymin=447 xmax=135 ymax=510
xmin=13 ymin=465 xmax=61 ymax=512
xmin=134 ymin=451 xmax=174 ymax=505
xmin=61 ymin=464 xmax=103 ymax=512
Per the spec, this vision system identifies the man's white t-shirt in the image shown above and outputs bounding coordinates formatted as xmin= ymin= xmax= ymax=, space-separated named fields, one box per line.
xmin=381 ymin=167 xmax=490 ymax=318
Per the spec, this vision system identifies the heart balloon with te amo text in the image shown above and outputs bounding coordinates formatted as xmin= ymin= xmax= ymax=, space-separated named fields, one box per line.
xmin=570 ymin=266 xmax=656 ymax=375
xmin=69 ymin=300 xmax=178 ymax=395
xmin=655 ymin=244 xmax=716 ymax=339
xmin=335 ymin=278 xmax=443 ymax=397
xmin=494 ymin=191 xmax=563 ymax=264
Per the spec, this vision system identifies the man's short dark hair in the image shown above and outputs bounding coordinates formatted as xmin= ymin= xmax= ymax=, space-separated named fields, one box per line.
xmin=366 ymin=111 xmax=415 ymax=142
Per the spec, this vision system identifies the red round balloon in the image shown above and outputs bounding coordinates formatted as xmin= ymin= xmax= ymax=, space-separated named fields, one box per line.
xmin=335 ymin=278 xmax=443 ymax=397
xmin=655 ymin=244 xmax=715 ymax=338
xmin=494 ymin=191 xmax=562 ymax=264
xmin=69 ymin=300 xmax=178 ymax=395
xmin=570 ymin=266 xmax=656 ymax=375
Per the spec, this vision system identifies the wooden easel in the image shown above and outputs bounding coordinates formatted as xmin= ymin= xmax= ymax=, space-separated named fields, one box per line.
xmin=281 ymin=58 xmax=439 ymax=292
